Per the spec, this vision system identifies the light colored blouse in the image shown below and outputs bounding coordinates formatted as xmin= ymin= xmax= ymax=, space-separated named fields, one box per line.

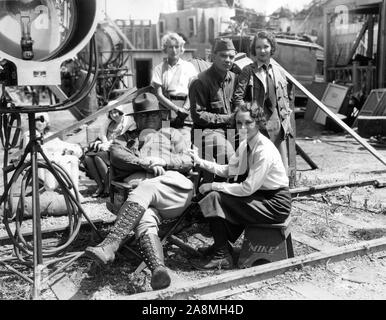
xmin=255 ymin=59 xmax=275 ymax=94
xmin=151 ymin=58 xmax=198 ymax=96
xmin=198 ymin=132 xmax=289 ymax=197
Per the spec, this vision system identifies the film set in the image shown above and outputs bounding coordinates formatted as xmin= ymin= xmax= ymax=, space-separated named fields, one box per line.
xmin=0 ymin=0 xmax=386 ymax=303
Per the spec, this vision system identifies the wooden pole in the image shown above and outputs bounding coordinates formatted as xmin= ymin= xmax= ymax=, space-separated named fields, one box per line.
xmin=345 ymin=20 xmax=369 ymax=66
xmin=10 ymin=87 xmax=138 ymax=160
xmin=323 ymin=9 xmax=330 ymax=82
xmin=367 ymin=14 xmax=374 ymax=59
xmin=379 ymin=0 xmax=386 ymax=88
xmin=278 ymin=61 xmax=386 ymax=167
xmin=295 ymin=143 xmax=318 ymax=170
xmin=352 ymin=61 xmax=359 ymax=92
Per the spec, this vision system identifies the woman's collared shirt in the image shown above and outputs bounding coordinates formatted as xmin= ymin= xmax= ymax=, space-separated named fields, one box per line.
xmin=199 ymin=132 xmax=289 ymax=197
xmin=151 ymin=58 xmax=198 ymax=97
xmin=254 ymin=59 xmax=275 ymax=94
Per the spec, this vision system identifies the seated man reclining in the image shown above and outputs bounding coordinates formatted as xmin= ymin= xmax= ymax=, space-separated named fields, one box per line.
xmin=85 ymin=92 xmax=194 ymax=291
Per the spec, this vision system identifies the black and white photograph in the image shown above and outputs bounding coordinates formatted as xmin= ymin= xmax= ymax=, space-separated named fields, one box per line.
xmin=0 ymin=0 xmax=386 ymax=304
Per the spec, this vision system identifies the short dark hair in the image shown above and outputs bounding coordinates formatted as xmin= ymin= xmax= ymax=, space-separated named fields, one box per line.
xmin=250 ymin=31 xmax=277 ymax=56
xmin=235 ymin=102 xmax=267 ymax=130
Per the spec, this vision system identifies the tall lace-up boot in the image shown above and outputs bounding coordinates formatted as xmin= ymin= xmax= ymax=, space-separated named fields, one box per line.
xmin=85 ymin=201 xmax=146 ymax=265
xmin=138 ymin=233 xmax=171 ymax=290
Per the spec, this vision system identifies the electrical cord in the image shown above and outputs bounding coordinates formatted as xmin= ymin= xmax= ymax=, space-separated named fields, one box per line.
xmin=0 ymin=36 xmax=100 ymax=261
xmin=0 ymin=113 xmax=22 ymax=149
xmin=3 ymin=160 xmax=82 ymax=262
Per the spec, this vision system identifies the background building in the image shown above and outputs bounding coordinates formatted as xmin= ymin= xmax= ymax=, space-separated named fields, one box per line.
xmin=159 ymin=0 xmax=238 ymax=58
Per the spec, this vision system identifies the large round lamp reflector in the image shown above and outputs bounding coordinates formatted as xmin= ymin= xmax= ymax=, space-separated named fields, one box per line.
xmin=0 ymin=0 xmax=76 ymax=61
xmin=0 ymin=0 xmax=101 ymax=86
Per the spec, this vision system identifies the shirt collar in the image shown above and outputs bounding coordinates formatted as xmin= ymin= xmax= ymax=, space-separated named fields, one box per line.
xmin=256 ymin=59 xmax=272 ymax=71
xmin=209 ymin=65 xmax=232 ymax=84
xmin=165 ymin=58 xmax=182 ymax=68
xmin=247 ymin=131 xmax=262 ymax=151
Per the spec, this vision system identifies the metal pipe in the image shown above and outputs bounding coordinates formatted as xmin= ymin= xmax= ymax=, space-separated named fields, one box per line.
xmin=290 ymin=178 xmax=383 ymax=197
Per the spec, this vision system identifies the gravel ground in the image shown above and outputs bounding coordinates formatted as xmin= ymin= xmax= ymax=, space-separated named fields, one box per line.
xmin=1 ymin=114 xmax=386 ymax=300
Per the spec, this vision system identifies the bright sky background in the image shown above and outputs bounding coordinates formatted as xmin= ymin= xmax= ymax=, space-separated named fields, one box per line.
xmin=105 ymin=0 xmax=314 ymax=22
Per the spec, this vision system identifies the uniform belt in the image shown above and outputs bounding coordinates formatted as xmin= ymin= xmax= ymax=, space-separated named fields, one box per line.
xmin=169 ymin=96 xmax=187 ymax=101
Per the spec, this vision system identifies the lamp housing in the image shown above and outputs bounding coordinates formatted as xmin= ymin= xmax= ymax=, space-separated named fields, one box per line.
xmin=0 ymin=0 xmax=102 ymax=86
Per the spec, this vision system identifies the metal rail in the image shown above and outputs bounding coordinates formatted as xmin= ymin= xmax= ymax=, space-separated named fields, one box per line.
xmin=2 ymin=191 xmax=385 ymax=300
xmin=122 ymin=238 xmax=386 ymax=300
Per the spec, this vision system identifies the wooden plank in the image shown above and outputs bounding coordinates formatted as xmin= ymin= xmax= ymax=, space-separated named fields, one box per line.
xmin=292 ymin=231 xmax=336 ymax=251
xmin=45 ymin=87 xmax=137 ymax=142
xmin=279 ymin=61 xmax=386 ymax=167
xmin=345 ymin=19 xmax=369 ymax=65
xmin=9 ymin=87 xmax=138 ymax=160
xmin=49 ymin=274 xmax=81 ymax=300
xmin=168 ymin=235 xmax=201 ymax=257
xmin=296 ymin=143 xmax=318 ymax=169
xmin=118 ymin=237 xmax=386 ymax=300
xmin=0 ymin=217 xmax=116 ymax=244
xmin=304 ymin=82 xmax=329 ymax=121
xmin=285 ymin=282 xmax=340 ymax=300
xmin=313 ymin=83 xmax=349 ymax=125
xmin=48 ymin=86 xmax=68 ymax=103
xmin=379 ymin=94 xmax=386 ymax=116
xmin=288 ymin=105 xmax=297 ymax=188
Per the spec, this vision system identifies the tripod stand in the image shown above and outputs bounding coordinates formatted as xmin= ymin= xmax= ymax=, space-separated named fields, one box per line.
xmin=0 ymin=111 xmax=102 ymax=299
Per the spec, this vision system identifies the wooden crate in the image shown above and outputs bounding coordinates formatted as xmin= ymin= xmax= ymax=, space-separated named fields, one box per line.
xmin=357 ymin=116 xmax=386 ymax=138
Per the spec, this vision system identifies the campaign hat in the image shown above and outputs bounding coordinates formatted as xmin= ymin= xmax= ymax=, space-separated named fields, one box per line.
xmin=131 ymin=92 xmax=161 ymax=114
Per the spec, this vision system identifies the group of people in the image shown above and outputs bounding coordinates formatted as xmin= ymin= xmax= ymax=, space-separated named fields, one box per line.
xmin=65 ymin=30 xmax=293 ymax=291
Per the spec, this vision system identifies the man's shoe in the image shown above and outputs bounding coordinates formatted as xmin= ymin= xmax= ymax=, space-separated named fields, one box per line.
xmin=84 ymin=245 xmax=116 ymax=265
xmin=151 ymin=266 xmax=171 ymax=290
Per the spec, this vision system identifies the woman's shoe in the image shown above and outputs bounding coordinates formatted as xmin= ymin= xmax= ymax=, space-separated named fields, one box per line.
xmin=192 ymin=250 xmax=234 ymax=270
xmin=197 ymin=242 xmax=233 ymax=257
xmin=91 ymin=188 xmax=103 ymax=198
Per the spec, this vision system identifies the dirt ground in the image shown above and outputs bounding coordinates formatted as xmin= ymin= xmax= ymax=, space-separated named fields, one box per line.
xmin=1 ymin=111 xmax=386 ymax=300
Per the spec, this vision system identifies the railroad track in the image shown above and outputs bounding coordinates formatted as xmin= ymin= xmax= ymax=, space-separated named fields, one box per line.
xmin=1 ymin=179 xmax=386 ymax=300
xmin=119 ymin=193 xmax=386 ymax=300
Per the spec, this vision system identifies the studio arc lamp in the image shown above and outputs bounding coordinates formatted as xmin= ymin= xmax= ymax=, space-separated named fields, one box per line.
xmin=0 ymin=0 xmax=102 ymax=86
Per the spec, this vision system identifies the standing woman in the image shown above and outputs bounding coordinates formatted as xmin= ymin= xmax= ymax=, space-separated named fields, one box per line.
xmin=151 ymin=32 xmax=198 ymax=145
xmin=233 ymin=31 xmax=294 ymax=172
xmin=83 ymin=102 xmax=135 ymax=197
xmin=189 ymin=103 xmax=291 ymax=270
